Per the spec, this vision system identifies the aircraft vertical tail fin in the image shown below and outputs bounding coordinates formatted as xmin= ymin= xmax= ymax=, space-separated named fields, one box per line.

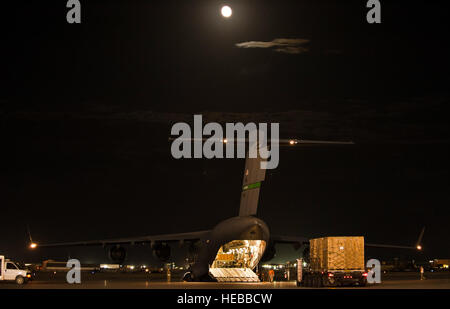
xmin=239 ymin=153 xmax=267 ymax=216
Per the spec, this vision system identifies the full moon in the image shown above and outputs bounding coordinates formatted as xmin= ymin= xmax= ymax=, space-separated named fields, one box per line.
xmin=221 ymin=6 xmax=232 ymax=18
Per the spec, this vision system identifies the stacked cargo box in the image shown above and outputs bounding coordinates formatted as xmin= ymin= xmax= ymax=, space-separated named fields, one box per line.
xmin=310 ymin=236 xmax=365 ymax=272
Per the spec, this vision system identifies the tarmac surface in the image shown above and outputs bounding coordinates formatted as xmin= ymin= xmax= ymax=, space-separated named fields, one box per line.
xmin=1 ymin=271 xmax=449 ymax=289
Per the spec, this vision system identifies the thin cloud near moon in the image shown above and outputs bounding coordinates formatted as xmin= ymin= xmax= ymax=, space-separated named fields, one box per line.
xmin=235 ymin=38 xmax=310 ymax=54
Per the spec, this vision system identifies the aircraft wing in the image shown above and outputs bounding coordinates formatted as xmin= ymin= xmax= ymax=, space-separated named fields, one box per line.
xmin=366 ymin=227 xmax=425 ymax=250
xmin=169 ymin=137 xmax=354 ymax=147
xmin=31 ymin=230 xmax=211 ymax=248
xmin=364 ymin=243 xmax=419 ymax=249
xmin=271 ymin=227 xmax=425 ymax=251
xmin=271 ymin=235 xmax=309 ymax=247
xmin=278 ymin=139 xmax=354 ymax=146
xmin=271 ymin=237 xmax=422 ymax=251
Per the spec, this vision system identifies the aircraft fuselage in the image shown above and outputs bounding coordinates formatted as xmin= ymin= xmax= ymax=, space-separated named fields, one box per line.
xmin=188 ymin=216 xmax=270 ymax=281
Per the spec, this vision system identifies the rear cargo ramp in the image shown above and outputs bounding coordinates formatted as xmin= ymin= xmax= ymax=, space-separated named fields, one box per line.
xmin=209 ymin=268 xmax=260 ymax=282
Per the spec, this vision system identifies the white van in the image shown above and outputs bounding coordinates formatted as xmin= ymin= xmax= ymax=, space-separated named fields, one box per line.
xmin=0 ymin=255 xmax=31 ymax=285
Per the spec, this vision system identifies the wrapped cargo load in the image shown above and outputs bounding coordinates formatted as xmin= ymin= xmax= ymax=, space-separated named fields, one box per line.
xmin=310 ymin=236 xmax=365 ymax=272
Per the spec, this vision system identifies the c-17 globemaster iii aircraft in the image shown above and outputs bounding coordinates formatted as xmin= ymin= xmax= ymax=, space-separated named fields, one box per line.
xmin=29 ymin=138 xmax=423 ymax=282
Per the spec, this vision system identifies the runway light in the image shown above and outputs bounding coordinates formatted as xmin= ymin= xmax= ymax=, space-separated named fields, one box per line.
xmin=289 ymin=140 xmax=296 ymax=145
xmin=29 ymin=243 xmax=37 ymax=249
xmin=417 ymin=245 xmax=422 ymax=250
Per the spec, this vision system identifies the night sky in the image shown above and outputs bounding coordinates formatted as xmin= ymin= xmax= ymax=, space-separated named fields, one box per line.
xmin=2 ymin=0 xmax=450 ymax=265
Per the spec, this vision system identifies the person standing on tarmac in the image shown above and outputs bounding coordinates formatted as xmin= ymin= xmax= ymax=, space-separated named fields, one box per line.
xmin=268 ymin=269 xmax=275 ymax=283
xmin=420 ymin=266 xmax=425 ymax=280
xmin=261 ymin=270 xmax=266 ymax=282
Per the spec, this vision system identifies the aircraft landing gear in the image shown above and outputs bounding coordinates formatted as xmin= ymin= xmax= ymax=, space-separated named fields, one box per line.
xmin=182 ymin=272 xmax=194 ymax=282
